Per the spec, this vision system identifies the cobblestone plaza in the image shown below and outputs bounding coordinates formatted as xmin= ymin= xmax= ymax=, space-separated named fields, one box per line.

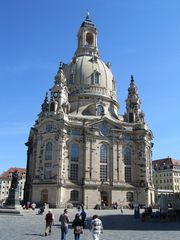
xmin=0 ymin=208 xmax=180 ymax=240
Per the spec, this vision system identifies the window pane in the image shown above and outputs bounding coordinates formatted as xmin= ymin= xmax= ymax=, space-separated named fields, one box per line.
xmin=94 ymin=72 xmax=99 ymax=84
xmin=96 ymin=105 xmax=104 ymax=116
xmin=69 ymin=74 xmax=74 ymax=84
xmin=44 ymin=163 xmax=52 ymax=179
xmin=124 ymin=148 xmax=131 ymax=165
xmin=126 ymin=192 xmax=133 ymax=202
xmin=71 ymin=143 xmax=79 ymax=161
xmin=70 ymin=164 xmax=78 ymax=180
xmin=46 ymin=123 xmax=53 ymax=132
xmin=125 ymin=167 xmax=131 ymax=182
xmin=71 ymin=129 xmax=81 ymax=135
xmin=100 ymin=165 xmax=107 ymax=181
xmin=100 ymin=145 xmax=107 ymax=163
xmin=45 ymin=142 xmax=52 ymax=160
xmin=70 ymin=190 xmax=79 ymax=201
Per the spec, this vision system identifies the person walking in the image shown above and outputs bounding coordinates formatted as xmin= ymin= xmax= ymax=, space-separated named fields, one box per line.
xmin=45 ymin=209 xmax=54 ymax=236
xmin=59 ymin=209 xmax=69 ymax=240
xmin=72 ymin=213 xmax=83 ymax=240
xmin=90 ymin=215 xmax=103 ymax=240
xmin=80 ymin=208 xmax=86 ymax=228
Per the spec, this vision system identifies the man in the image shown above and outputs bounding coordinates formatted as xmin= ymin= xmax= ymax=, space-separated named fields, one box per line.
xmin=59 ymin=209 xmax=69 ymax=240
xmin=45 ymin=209 xmax=54 ymax=236
xmin=90 ymin=215 xmax=103 ymax=240
xmin=80 ymin=208 xmax=86 ymax=228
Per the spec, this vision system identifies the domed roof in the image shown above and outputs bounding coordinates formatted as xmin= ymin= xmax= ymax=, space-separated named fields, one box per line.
xmin=64 ymin=55 xmax=117 ymax=102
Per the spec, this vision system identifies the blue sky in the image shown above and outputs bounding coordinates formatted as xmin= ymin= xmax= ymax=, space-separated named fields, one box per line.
xmin=0 ymin=0 xmax=180 ymax=174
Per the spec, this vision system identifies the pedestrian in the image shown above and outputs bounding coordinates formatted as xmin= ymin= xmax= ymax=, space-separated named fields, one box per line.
xmin=31 ymin=202 xmax=36 ymax=210
xmin=80 ymin=208 xmax=86 ymax=228
xmin=45 ymin=209 xmax=54 ymax=236
xmin=120 ymin=206 xmax=123 ymax=214
xmin=90 ymin=214 xmax=103 ymax=240
xmin=72 ymin=213 xmax=83 ymax=240
xmin=59 ymin=209 xmax=69 ymax=240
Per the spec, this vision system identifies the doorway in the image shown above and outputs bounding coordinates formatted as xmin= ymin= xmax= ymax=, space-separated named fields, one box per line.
xmin=41 ymin=189 xmax=48 ymax=203
xmin=101 ymin=191 xmax=109 ymax=207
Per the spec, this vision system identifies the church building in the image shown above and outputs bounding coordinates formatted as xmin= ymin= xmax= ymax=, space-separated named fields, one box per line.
xmin=24 ymin=15 xmax=154 ymax=208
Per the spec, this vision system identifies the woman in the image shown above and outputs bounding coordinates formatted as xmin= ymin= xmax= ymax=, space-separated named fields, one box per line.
xmin=72 ymin=213 xmax=83 ymax=240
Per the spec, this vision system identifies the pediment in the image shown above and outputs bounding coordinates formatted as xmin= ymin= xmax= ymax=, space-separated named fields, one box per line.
xmin=85 ymin=116 xmax=122 ymax=136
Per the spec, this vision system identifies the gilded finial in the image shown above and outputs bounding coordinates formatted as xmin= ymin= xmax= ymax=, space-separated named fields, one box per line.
xmin=86 ymin=11 xmax=90 ymax=19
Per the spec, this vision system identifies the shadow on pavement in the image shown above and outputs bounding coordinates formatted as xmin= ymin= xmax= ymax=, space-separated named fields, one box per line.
xmin=24 ymin=233 xmax=45 ymax=237
xmin=85 ymin=214 xmax=180 ymax=231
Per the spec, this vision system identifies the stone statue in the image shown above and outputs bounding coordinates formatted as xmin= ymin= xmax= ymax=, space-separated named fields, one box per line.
xmin=10 ymin=170 xmax=19 ymax=189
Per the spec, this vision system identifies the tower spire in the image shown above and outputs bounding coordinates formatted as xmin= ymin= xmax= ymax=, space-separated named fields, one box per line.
xmin=125 ymin=75 xmax=144 ymax=123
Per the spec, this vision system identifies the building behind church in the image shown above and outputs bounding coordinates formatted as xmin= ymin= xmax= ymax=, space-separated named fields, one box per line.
xmin=153 ymin=157 xmax=180 ymax=204
xmin=24 ymin=15 xmax=154 ymax=208
xmin=0 ymin=167 xmax=26 ymax=204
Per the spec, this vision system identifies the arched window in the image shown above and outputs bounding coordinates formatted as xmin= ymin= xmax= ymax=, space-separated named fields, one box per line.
xmin=45 ymin=142 xmax=53 ymax=160
xmin=94 ymin=72 xmax=99 ymax=84
xmin=100 ymin=144 xmax=108 ymax=181
xmin=86 ymin=32 xmax=93 ymax=45
xmin=50 ymin=102 xmax=55 ymax=112
xmin=70 ymin=190 xmax=79 ymax=201
xmin=92 ymin=71 xmax=100 ymax=85
xmin=96 ymin=105 xmax=104 ymax=116
xmin=71 ymin=143 xmax=79 ymax=161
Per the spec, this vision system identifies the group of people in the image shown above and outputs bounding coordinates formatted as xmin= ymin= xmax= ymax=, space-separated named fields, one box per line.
xmin=45 ymin=208 xmax=103 ymax=240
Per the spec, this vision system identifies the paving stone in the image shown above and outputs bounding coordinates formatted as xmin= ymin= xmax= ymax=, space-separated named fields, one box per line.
xmin=0 ymin=208 xmax=180 ymax=240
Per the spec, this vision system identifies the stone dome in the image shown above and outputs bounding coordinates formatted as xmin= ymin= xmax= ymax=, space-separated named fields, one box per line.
xmin=64 ymin=55 xmax=117 ymax=102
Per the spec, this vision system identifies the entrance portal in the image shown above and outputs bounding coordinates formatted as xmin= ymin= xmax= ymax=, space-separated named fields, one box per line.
xmin=101 ymin=191 xmax=109 ymax=207
xmin=41 ymin=189 xmax=48 ymax=203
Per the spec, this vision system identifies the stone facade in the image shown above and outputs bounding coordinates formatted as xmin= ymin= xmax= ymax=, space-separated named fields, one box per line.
xmin=24 ymin=15 xmax=154 ymax=208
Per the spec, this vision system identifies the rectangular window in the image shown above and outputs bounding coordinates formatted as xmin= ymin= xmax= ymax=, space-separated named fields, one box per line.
xmin=44 ymin=163 xmax=52 ymax=179
xmin=71 ymin=129 xmax=81 ymax=135
xmin=69 ymin=74 xmax=74 ymax=84
xmin=125 ymin=167 xmax=131 ymax=182
xmin=100 ymin=165 xmax=107 ymax=181
xmin=70 ymin=164 xmax=78 ymax=180
xmin=91 ymin=72 xmax=100 ymax=85
xmin=126 ymin=192 xmax=134 ymax=202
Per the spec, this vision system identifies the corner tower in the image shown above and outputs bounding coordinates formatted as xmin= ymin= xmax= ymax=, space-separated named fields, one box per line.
xmin=125 ymin=75 xmax=145 ymax=123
